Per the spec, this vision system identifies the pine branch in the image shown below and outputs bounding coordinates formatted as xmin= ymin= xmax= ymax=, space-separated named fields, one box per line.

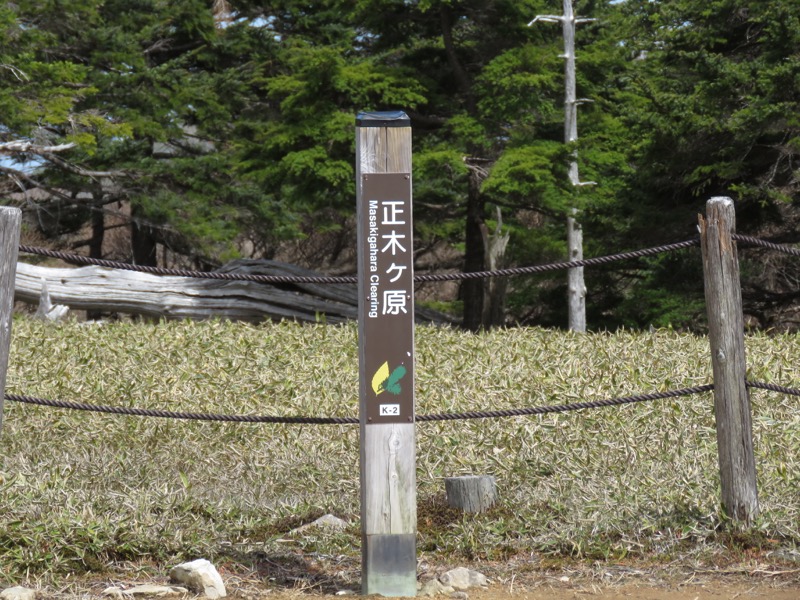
xmin=0 ymin=141 xmax=76 ymax=154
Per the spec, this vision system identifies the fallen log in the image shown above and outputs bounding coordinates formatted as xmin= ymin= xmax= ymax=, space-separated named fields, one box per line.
xmin=14 ymin=259 xmax=455 ymax=325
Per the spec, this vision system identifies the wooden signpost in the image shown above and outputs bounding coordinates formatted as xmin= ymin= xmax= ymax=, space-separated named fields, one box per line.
xmin=356 ymin=111 xmax=417 ymax=596
xmin=0 ymin=207 xmax=22 ymax=433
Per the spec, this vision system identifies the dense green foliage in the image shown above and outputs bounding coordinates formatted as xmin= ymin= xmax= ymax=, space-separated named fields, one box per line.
xmin=1 ymin=0 xmax=798 ymax=329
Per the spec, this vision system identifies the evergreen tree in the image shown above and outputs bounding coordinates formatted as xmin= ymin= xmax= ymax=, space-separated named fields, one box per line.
xmin=593 ymin=0 xmax=800 ymax=329
xmin=2 ymin=0 xmax=273 ymax=264
xmin=3 ymin=0 xmax=796 ymax=329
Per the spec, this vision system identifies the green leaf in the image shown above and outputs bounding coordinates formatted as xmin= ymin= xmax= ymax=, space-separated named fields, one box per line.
xmin=380 ymin=365 xmax=407 ymax=396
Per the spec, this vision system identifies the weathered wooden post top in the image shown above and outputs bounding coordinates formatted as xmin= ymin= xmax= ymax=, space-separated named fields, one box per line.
xmin=356 ymin=110 xmax=417 ymax=596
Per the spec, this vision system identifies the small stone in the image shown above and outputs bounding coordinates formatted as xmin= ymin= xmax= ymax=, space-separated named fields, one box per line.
xmin=292 ymin=514 xmax=348 ymax=534
xmin=438 ymin=568 xmax=488 ymax=591
xmin=770 ymin=549 xmax=800 ymax=563
xmin=102 ymin=585 xmax=188 ymax=598
xmin=450 ymin=593 xmax=469 ymax=600
xmin=419 ymin=579 xmax=455 ymax=597
xmin=0 ymin=587 xmax=36 ymax=600
xmin=170 ymin=559 xmax=226 ymax=599
xmin=124 ymin=584 xmax=189 ymax=597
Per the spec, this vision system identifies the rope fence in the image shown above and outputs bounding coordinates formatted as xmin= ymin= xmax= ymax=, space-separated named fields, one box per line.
xmin=9 ymin=229 xmax=799 ymax=426
xmin=5 ymin=199 xmax=799 ymax=526
xmin=6 ymin=381 xmax=798 ymax=424
xmin=18 ymin=234 xmax=798 ymax=285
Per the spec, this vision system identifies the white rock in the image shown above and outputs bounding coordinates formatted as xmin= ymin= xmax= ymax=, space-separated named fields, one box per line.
xmin=170 ymin=559 xmax=226 ymax=599
xmin=292 ymin=514 xmax=348 ymax=534
xmin=0 ymin=587 xmax=36 ymax=600
xmin=438 ymin=567 xmax=488 ymax=591
xmin=103 ymin=585 xmax=188 ymax=598
xmin=34 ymin=279 xmax=69 ymax=322
xmin=450 ymin=592 xmax=469 ymax=600
xmin=125 ymin=584 xmax=189 ymax=597
xmin=419 ymin=579 xmax=454 ymax=597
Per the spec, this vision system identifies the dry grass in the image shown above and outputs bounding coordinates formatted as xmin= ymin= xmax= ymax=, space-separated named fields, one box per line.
xmin=0 ymin=317 xmax=798 ymax=585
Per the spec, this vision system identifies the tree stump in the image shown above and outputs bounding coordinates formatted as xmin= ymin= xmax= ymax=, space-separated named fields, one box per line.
xmin=444 ymin=475 xmax=497 ymax=513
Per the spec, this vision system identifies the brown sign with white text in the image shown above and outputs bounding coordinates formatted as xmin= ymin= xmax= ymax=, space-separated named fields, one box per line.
xmin=358 ymin=173 xmax=414 ymax=424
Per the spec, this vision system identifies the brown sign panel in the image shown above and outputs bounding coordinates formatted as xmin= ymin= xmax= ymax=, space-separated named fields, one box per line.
xmin=358 ymin=173 xmax=414 ymax=424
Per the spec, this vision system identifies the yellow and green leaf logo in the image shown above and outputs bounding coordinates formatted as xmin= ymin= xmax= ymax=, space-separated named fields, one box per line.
xmin=371 ymin=361 xmax=407 ymax=396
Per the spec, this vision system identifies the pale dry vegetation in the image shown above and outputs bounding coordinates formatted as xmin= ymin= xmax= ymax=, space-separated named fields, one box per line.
xmin=0 ymin=318 xmax=798 ymax=587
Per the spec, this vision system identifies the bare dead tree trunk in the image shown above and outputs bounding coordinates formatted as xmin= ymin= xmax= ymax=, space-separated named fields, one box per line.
xmin=87 ymin=200 xmax=106 ymax=320
xmin=483 ymin=206 xmax=509 ymax=328
xmin=439 ymin=8 xmax=511 ymax=331
xmin=131 ymin=205 xmax=158 ymax=267
xmin=89 ymin=201 xmax=105 ymax=259
xmin=462 ymin=165 xmax=487 ymax=332
xmin=562 ymin=0 xmax=587 ymax=332
xmin=531 ymin=0 xmax=595 ymax=332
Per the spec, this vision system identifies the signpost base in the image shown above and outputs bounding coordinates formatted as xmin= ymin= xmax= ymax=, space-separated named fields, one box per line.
xmin=362 ymin=534 xmax=417 ymax=596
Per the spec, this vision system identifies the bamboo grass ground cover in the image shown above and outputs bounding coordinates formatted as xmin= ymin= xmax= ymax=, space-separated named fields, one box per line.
xmin=0 ymin=317 xmax=798 ymax=582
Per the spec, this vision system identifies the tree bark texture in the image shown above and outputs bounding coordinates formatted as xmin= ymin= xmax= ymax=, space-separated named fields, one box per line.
xmin=445 ymin=475 xmax=497 ymax=513
xmin=482 ymin=207 xmax=509 ymax=328
xmin=461 ymin=169 xmax=486 ymax=332
xmin=0 ymin=207 xmax=21 ymax=433
xmin=14 ymin=260 xmax=453 ymax=325
xmin=699 ymin=196 xmax=759 ymax=524
xmin=563 ymin=0 xmax=587 ymax=332
xmin=131 ymin=204 xmax=157 ymax=267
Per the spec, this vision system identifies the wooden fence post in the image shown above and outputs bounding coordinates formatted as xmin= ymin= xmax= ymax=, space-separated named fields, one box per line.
xmin=0 ymin=207 xmax=22 ymax=433
xmin=356 ymin=111 xmax=417 ymax=597
xmin=699 ymin=197 xmax=758 ymax=524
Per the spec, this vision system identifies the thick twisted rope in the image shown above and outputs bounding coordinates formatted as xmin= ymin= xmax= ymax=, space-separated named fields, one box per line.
xmin=8 ymin=381 xmax=797 ymax=424
xmin=732 ymin=234 xmax=800 ymax=257
xmin=746 ymin=380 xmax=800 ymax=397
xmin=4 ymin=384 xmax=718 ymax=424
xmin=416 ymin=239 xmax=701 ymax=282
xmin=18 ymin=245 xmax=358 ymax=285
xmin=4 ymin=393 xmax=359 ymax=424
xmin=416 ymin=384 xmax=717 ymax=421
xmin=19 ymin=235 xmax=797 ymax=285
xmin=19 ymin=239 xmax=701 ymax=284
xmin=7 ymin=380 xmax=797 ymax=424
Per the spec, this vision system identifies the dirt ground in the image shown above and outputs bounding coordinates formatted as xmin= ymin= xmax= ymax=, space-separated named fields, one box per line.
xmin=55 ymin=580 xmax=800 ymax=600
xmin=42 ymin=558 xmax=800 ymax=600
xmin=457 ymin=583 xmax=799 ymax=600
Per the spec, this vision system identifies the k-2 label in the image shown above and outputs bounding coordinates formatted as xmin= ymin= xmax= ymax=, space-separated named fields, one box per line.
xmin=379 ymin=404 xmax=400 ymax=416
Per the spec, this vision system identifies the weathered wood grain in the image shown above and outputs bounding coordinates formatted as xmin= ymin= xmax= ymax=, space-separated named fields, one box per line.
xmin=699 ymin=196 xmax=759 ymax=524
xmin=14 ymin=259 xmax=452 ymax=325
xmin=445 ymin=475 xmax=498 ymax=513
xmin=0 ymin=207 xmax=21 ymax=432
xmin=356 ymin=114 xmax=417 ymax=597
